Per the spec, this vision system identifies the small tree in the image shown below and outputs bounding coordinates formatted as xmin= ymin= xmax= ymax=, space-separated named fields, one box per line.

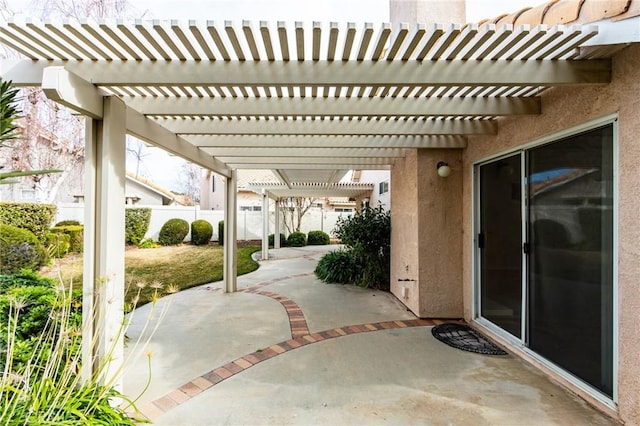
xmin=278 ymin=196 xmax=317 ymax=234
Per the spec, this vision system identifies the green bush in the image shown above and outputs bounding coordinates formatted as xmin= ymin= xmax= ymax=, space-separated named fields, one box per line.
xmin=0 ymin=202 xmax=56 ymax=242
xmin=50 ymin=225 xmax=83 ymax=253
xmin=45 ymin=231 xmax=71 ymax=258
xmin=191 ymin=219 xmax=213 ymax=245
xmin=158 ymin=218 xmax=189 ymax=246
xmin=0 ymin=224 xmax=47 ymax=274
xmin=138 ymin=238 xmax=158 ymax=249
xmin=287 ymin=231 xmax=307 ymax=247
xmin=314 ymin=250 xmax=360 ymax=284
xmin=268 ymin=233 xmax=287 ymax=247
xmin=317 ymin=205 xmax=391 ymax=290
xmin=0 ymin=269 xmax=55 ymax=291
xmin=307 ymin=230 xmax=330 ymax=245
xmin=218 ymin=220 xmax=224 ymax=246
xmin=55 ymin=220 xmax=80 ymax=227
xmin=125 ymin=208 xmax=151 ymax=245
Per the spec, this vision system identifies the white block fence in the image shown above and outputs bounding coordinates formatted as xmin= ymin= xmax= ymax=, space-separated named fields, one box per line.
xmin=56 ymin=203 xmax=350 ymax=242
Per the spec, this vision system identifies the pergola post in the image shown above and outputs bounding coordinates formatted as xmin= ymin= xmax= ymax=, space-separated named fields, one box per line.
xmin=81 ymin=96 xmax=126 ymax=390
xmin=274 ymin=198 xmax=281 ymax=249
xmin=223 ymin=169 xmax=238 ymax=293
xmin=261 ymin=190 xmax=269 ymax=260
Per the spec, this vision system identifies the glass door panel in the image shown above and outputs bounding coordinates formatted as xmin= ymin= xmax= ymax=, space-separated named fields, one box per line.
xmin=527 ymin=125 xmax=614 ymax=397
xmin=479 ymin=154 xmax=523 ymax=338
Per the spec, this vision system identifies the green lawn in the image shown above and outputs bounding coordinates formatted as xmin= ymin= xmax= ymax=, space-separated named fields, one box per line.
xmin=41 ymin=244 xmax=261 ymax=307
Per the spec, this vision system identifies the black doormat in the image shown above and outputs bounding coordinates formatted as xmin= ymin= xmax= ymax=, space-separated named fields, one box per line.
xmin=431 ymin=323 xmax=508 ymax=355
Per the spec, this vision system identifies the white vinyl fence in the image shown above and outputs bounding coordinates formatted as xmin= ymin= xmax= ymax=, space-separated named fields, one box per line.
xmin=56 ymin=203 xmax=350 ymax=242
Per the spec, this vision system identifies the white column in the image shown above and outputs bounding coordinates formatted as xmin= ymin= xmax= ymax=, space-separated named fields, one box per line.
xmin=223 ymin=169 xmax=238 ymax=293
xmin=81 ymin=96 xmax=126 ymax=390
xmin=274 ymin=198 xmax=281 ymax=249
xmin=261 ymin=190 xmax=269 ymax=260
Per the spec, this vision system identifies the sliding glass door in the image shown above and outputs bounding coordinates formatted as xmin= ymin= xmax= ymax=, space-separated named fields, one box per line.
xmin=479 ymin=155 xmax=523 ymax=338
xmin=477 ymin=123 xmax=615 ymax=398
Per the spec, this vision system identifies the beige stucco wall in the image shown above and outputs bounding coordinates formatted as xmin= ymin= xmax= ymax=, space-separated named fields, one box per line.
xmin=391 ymin=149 xmax=464 ymax=318
xmin=462 ymin=43 xmax=640 ymax=424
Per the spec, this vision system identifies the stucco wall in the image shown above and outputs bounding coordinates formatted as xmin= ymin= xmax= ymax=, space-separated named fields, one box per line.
xmin=462 ymin=44 xmax=640 ymax=424
xmin=391 ymin=149 xmax=464 ymax=318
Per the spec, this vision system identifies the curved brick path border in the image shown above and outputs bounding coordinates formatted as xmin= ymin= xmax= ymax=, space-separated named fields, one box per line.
xmin=136 ymin=274 xmax=449 ymax=421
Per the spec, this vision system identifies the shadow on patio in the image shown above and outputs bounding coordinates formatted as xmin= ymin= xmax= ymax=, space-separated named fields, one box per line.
xmin=123 ymin=245 xmax=614 ymax=425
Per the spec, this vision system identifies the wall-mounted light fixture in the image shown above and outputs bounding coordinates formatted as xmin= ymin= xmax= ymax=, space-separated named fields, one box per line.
xmin=436 ymin=161 xmax=451 ymax=178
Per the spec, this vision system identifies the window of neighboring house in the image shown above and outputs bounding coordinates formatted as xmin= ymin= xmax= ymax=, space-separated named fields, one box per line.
xmin=211 ymin=177 xmax=216 ymax=192
xmin=21 ymin=189 xmax=35 ymax=201
xmin=252 ymin=206 xmax=262 ymax=211
xmin=240 ymin=206 xmax=262 ymax=212
xmin=379 ymin=180 xmax=389 ymax=195
xmin=335 ymin=208 xmax=352 ymax=213
xmin=240 ymin=206 xmax=252 ymax=211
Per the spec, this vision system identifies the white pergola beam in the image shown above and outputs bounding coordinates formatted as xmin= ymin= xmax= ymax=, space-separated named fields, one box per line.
xmin=186 ymin=134 xmax=467 ymax=149
xmin=202 ymin=147 xmax=409 ymax=158
xmin=1 ymin=58 xmax=611 ymax=86
xmin=154 ymin=116 xmax=497 ymax=135
xmin=41 ymin=66 xmax=103 ymax=118
xmin=125 ymin=107 xmax=231 ymax=178
xmin=221 ymin=156 xmax=398 ymax=165
xmin=232 ymin=163 xmax=391 ymax=170
xmin=126 ymin=96 xmax=540 ymax=117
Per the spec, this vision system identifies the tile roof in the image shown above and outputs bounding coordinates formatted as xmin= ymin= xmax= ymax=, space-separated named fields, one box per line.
xmin=480 ymin=0 xmax=640 ymax=27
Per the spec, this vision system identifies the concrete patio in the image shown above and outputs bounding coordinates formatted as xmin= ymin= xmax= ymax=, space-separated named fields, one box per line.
xmin=122 ymin=245 xmax=615 ymax=425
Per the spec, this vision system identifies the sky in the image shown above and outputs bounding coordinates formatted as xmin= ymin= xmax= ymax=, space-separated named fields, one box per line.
xmin=5 ymin=0 xmax=534 ymax=191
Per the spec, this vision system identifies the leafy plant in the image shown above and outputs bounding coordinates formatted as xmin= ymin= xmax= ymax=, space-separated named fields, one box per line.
xmin=0 ymin=223 xmax=47 ymax=274
xmin=55 ymin=220 xmax=81 ymax=227
xmin=307 ymin=230 xmax=330 ymax=245
xmin=190 ymin=219 xmax=213 ymax=245
xmin=314 ymin=249 xmax=359 ymax=284
xmin=158 ymin=218 xmax=189 ymax=246
xmin=50 ymin=224 xmax=83 ymax=253
xmin=317 ymin=205 xmax=391 ymax=290
xmin=138 ymin=238 xmax=157 ymax=249
xmin=0 ymin=274 xmax=153 ymax=424
xmin=218 ymin=220 xmax=224 ymax=246
xmin=45 ymin=231 xmax=71 ymax=258
xmin=268 ymin=233 xmax=287 ymax=247
xmin=287 ymin=231 xmax=307 ymax=247
xmin=125 ymin=208 xmax=151 ymax=245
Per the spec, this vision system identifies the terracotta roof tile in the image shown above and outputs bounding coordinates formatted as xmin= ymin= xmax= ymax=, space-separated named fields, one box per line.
xmin=482 ymin=0 xmax=637 ymax=27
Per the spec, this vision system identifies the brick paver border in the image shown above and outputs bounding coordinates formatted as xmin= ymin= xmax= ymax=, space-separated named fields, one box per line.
xmin=134 ymin=274 xmax=462 ymax=421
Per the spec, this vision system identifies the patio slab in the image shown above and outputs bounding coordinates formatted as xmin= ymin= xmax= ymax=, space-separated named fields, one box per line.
xmin=123 ymin=245 xmax=616 ymax=425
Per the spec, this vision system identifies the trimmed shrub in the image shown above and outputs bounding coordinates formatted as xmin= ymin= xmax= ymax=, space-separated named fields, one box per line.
xmin=125 ymin=208 xmax=151 ymax=245
xmin=218 ymin=220 xmax=224 ymax=246
xmin=158 ymin=218 xmax=189 ymax=246
xmin=0 ymin=224 xmax=47 ymax=274
xmin=307 ymin=230 xmax=330 ymax=245
xmin=191 ymin=219 xmax=213 ymax=245
xmin=287 ymin=231 xmax=307 ymax=247
xmin=55 ymin=220 xmax=80 ymax=227
xmin=268 ymin=233 xmax=287 ymax=247
xmin=0 ymin=202 xmax=56 ymax=242
xmin=0 ymin=269 xmax=55 ymax=292
xmin=45 ymin=231 xmax=71 ymax=258
xmin=314 ymin=249 xmax=360 ymax=284
xmin=50 ymin=225 xmax=83 ymax=253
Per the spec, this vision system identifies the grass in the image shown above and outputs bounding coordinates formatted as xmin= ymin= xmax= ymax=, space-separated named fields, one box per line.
xmin=41 ymin=244 xmax=261 ymax=306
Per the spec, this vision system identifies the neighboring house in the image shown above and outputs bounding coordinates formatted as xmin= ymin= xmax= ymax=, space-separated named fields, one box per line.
xmin=352 ymin=169 xmax=390 ymax=209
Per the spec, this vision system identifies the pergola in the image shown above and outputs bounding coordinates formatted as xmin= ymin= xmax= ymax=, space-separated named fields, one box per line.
xmin=0 ymin=17 xmax=611 ymax=387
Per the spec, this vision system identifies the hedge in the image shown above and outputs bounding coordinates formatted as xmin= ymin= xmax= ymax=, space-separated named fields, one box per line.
xmin=287 ymin=232 xmax=307 ymax=247
xmin=125 ymin=208 xmax=151 ymax=245
xmin=50 ymin=225 xmax=83 ymax=253
xmin=0 ymin=202 xmax=56 ymax=242
xmin=307 ymin=230 xmax=330 ymax=245
xmin=191 ymin=219 xmax=213 ymax=245
xmin=45 ymin=231 xmax=71 ymax=258
xmin=158 ymin=218 xmax=189 ymax=246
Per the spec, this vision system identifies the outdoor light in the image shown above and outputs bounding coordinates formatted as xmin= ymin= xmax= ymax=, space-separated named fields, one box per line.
xmin=436 ymin=161 xmax=451 ymax=178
